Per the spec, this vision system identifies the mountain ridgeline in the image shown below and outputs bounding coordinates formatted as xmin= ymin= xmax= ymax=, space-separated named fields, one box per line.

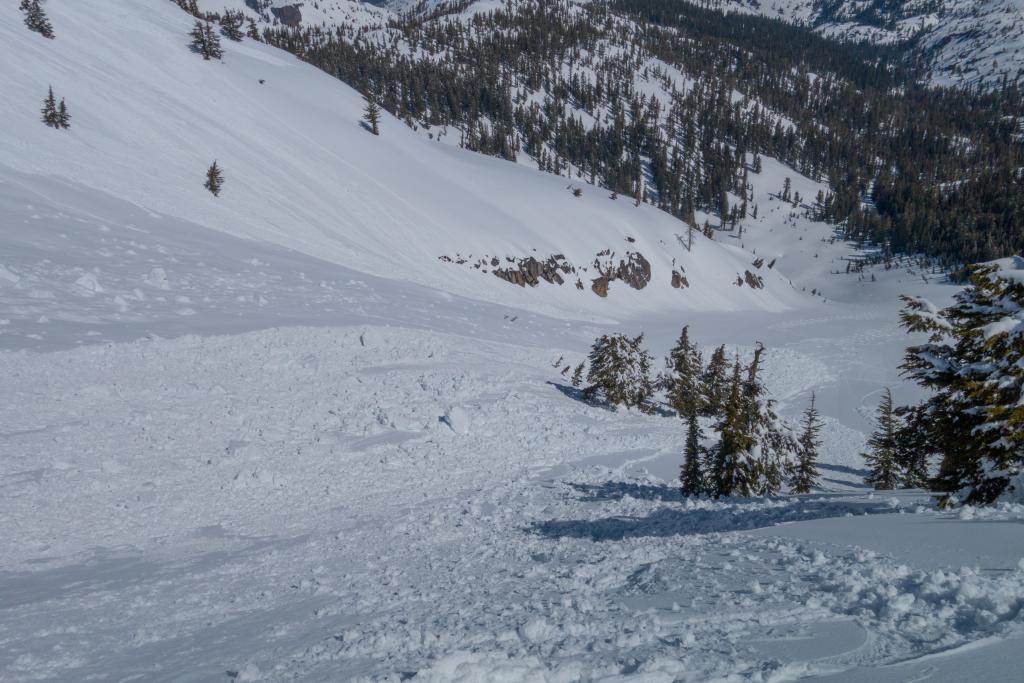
xmin=195 ymin=0 xmax=1023 ymax=268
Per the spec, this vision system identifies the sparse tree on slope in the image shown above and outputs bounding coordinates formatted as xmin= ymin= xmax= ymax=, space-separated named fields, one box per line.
xmin=680 ymin=408 xmax=705 ymax=496
xmin=220 ymin=11 xmax=244 ymax=42
xmin=204 ymin=160 xmax=224 ymax=196
xmin=190 ymin=20 xmax=223 ymax=60
xmin=789 ymin=392 xmax=821 ymax=493
xmin=862 ymin=388 xmax=900 ymax=490
xmin=21 ymin=0 xmax=54 ymax=39
xmin=40 ymin=86 xmax=59 ymax=128
xmin=364 ymin=94 xmax=382 ymax=135
xmin=583 ymin=333 xmax=654 ymax=412
xmin=56 ymin=97 xmax=70 ymax=129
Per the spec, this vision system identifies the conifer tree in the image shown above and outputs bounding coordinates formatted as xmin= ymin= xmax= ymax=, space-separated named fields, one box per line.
xmin=40 ymin=86 xmax=59 ymax=128
xmin=57 ymin=98 xmax=70 ymax=129
xmin=680 ymin=408 xmax=705 ymax=496
xmin=893 ymin=405 xmax=930 ymax=489
xmin=583 ymin=333 xmax=655 ymax=412
xmin=862 ymin=388 xmax=900 ymax=490
xmin=663 ymin=325 xmax=704 ymax=417
xmin=364 ymin=94 xmax=382 ymax=135
xmin=701 ymin=344 xmax=729 ymax=417
xmin=190 ymin=20 xmax=223 ymax=60
xmin=789 ymin=392 xmax=821 ymax=493
xmin=570 ymin=362 xmax=585 ymax=388
xmin=204 ymin=160 xmax=224 ymax=197
xmin=710 ymin=358 xmax=751 ymax=497
xmin=220 ymin=11 xmax=244 ymax=42
xmin=899 ymin=263 xmax=1024 ymax=503
xmin=21 ymin=0 xmax=54 ymax=39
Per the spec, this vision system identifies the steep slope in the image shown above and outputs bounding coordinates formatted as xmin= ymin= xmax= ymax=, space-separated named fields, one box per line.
xmin=1 ymin=0 xmax=801 ymax=324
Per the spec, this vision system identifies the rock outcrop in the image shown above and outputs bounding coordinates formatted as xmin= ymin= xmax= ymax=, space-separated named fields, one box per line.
xmin=270 ymin=4 xmax=302 ymax=27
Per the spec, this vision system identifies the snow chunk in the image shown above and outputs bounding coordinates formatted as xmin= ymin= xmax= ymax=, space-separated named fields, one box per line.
xmin=442 ymin=406 xmax=471 ymax=435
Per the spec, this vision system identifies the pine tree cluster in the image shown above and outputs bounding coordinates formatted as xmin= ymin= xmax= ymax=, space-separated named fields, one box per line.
xmin=576 ymin=326 xmax=816 ymax=499
xmin=40 ymin=86 xmax=70 ymax=130
xmin=20 ymin=0 xmax=54 ymax=39
xmin=190 ymin=20 xmax=224 ymax=61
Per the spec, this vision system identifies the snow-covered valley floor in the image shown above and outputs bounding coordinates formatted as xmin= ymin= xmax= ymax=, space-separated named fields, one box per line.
xmin=3 ymin=320 xmax=1024 ymax=681
xmin=3 ymin=210 xmax=1024 ymax=680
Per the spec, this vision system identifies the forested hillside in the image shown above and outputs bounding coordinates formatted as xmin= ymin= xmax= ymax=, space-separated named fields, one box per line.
xmin=198 ymin=0 xmax=1024 ymax=268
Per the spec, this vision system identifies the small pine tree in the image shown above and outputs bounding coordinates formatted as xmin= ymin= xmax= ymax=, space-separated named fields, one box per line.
xmin=789 ymin=393 xmax=821 ymax=493
xmin=583 ymin=333 xmax=655 ymax=412
xmin=204 ymin=160 xmax=224 ymax=197
xmin=570 ymin=362 xmax=585 ymax=388
xmin=363 ymin=94 xmax=382 ymax=135
xmin=680 ymin=409 xmax=705 ymax=496
xmin=190 ymin=20 xmax=223 ymax=60
xmin=701 ymin=345 xmax=729 ymax=417
xmin=710 ymin=358 xmax=750 ymax=497
xmin=220 ymin=11 xmax=244 ymax=41
xmin=40 ymin=86 xmax=59 ymax=128
xmin=863 ymin=388 xmax=901 ymax=490
xmin=57 ymin=98 xmax=70 ymax=129
xmin=21 ymin=0 xmax=55 ymax=39
xmin=894 ymin=404 xmax=931 ymax=489
xmin=663 ymin=325 xmax=704 ymax=417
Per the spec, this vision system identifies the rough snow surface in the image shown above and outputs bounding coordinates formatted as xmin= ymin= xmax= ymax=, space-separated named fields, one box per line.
xmin=1 ymin=1 xmax=1020 ymax=681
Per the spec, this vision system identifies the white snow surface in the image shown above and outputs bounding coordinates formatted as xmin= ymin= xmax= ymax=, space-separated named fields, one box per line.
xmin=1 ymin=1 xmax=1022 ymax=682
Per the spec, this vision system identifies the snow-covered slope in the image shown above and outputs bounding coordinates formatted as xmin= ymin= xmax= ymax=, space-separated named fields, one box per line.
xmin=1 ymin=0 xmax=801 ymax=325
xmin=4 ymin=2 xmax=1024 ymax=682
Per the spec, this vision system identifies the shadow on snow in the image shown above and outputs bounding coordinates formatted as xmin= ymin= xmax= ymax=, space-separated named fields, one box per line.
xmin=530 ymin=490 xmax=903 ymax=541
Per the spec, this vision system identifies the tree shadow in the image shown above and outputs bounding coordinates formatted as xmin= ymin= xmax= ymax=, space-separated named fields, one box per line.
xmin=547 ymin=381 xmax=611 ymax=410
xmin=818 ymin=462 xmax=871 ymax=478
xmin=530 ymin=495 xmax=902 ymax=541
xmin=546 ymin=381 xmax=674 ymax=416
xmin=568 ymin=480 xmax=681 ymax=503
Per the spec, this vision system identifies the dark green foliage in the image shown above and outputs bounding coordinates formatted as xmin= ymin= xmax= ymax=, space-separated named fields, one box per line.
xmin=570 ymin=361 xmax=585 ymax=388
xmin=663 ymin=326 xmax=704 ymax=417
xmin=190 ymin=20 xmax=224 ymax=60
xmin=893 ymin=404 xmax=931 ymax=489
xmin=709 ymin=345 xmax=796 ymax=497
xmin=21 ymin=0 xmax=54 ymax=39
xmin=40 ymin=86 xmax=67 ymax=130
xmin=583 ymin=333 xmax=655 ymax=412
xmin=710 ymin=357 xmax=754 ymax=497
xmin=57 ymin=98 xmax=70 ymax=129
xmin=862 ymin=388 xmax=900 ymax=490
xmin=220 ymin=10 xmax=245 ymax=42
xmin=204 ymin=160 xmax=224 ymax=196
xmin=363 ymin=94 xmax=381 ymax=136
xmin=789 ymin=393 xmax=821 ymax=494
xmin=701 ymin=345 xmax=729 ymax=417
xmin=680 ymin=409 xmax=704 ymax=496
xmin=898 ymin=264 xmax=1024 ymax=503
